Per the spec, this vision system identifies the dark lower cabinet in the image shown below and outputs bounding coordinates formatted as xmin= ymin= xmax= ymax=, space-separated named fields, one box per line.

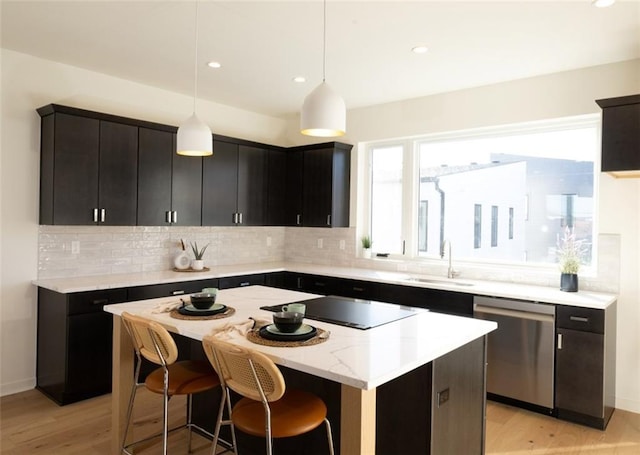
xmin=555 ymin=303 xmax=617 ymax=429
xmin=127 ymin=278 xmax=219 ymax=301
xmin=218 ymin=274 xmax=265 ymax=289
xmin=37 ymin=287 xmax=127 ymax=405
xmin=266 ymin=271 xmax=474 ymax=317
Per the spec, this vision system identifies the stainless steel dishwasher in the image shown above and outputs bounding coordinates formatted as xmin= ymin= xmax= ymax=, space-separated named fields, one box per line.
xmin=473 ymin=296 xmax=555 ymax=410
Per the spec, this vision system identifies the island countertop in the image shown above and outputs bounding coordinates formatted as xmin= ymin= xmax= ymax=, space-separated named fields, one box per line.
xmin=104 ymin=285 xmax=497 ymax=390
xmin=35 ymin=261 xmax=616 ymax=310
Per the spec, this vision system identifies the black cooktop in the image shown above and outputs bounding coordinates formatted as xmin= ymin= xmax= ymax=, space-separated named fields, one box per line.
xmin=260 ymin=295 xmax=423 ymax=330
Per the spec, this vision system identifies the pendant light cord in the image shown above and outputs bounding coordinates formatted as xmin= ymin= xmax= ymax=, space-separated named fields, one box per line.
xmin=322 ymin=0 xmax=326 ymax=83
xmin=192 ymin=1 xmax=199 ymax=114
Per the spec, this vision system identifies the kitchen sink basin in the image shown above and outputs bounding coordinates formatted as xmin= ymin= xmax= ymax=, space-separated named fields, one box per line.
xmin=407 ymin=277 xmax=474 ymax=287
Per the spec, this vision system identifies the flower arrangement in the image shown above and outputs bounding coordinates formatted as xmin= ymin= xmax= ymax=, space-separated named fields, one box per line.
xmin=190 ymin=241 xmax=209 ymax=260
xmin=556 ymin=227 xmax=585 ymax=275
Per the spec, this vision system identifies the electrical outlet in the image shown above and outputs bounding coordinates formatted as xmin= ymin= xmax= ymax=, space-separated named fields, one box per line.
xmin=339 ymin=239 xmax=345 ymax=250
xmin=317 ymin=238 xmax=323 ymax=249
xmin=71 ymin=241 xmax=80 ymax=254
xmin=437 ymin=388 xmax=450 ymax=408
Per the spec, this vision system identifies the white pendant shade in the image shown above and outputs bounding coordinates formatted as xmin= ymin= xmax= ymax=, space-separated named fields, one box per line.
xmin=300 ymin=81 xmax=346 ymax=137
xmin=176 ymin=113 xmax=213 ymax=157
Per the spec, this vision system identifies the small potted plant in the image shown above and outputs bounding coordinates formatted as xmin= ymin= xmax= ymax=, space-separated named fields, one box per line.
xmin=557 ymin=227 xmax=584 ymax=292
xmin=190 ymin=241 xmax=209 ymax=271
xmin=361 ymin=235 xmax=373 ymax=259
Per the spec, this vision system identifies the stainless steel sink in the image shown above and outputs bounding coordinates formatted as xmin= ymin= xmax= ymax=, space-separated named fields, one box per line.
xmin=407 ymin=277 xmax=474 ymax=287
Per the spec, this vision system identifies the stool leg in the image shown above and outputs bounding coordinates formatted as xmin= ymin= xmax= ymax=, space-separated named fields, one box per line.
xmin=121 ymin=381 xmax=138 ymax=452
xmin=187 ymin=394 xmax=193 ymax=453
xmin=324 ymin=418 xmax=335 ymax=455
xmin=162 ymin=368 xmax=169 ymax=455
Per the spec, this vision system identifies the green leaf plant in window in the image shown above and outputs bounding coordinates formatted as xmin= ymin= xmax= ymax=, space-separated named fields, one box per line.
xmin=361 ymin=235 xmax=373 ymax=259
xmin=557 ymin=227 xmax=586 ymax=292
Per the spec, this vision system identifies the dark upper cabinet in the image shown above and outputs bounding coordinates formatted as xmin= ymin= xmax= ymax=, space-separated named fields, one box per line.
xmin=171 ymin=149 xmax=203 ymax=226
xmin=596 ymin=94 xmax=640 ymax=176
xmin=287 ymin=142 xmax=352 ymax=227
xmin=237 ymin=144 xmax=267 ymax=225
xmin=202 ymin=139 xmax=267 ymax=226
xmin=285 ymin=150 xmax=304 ymax=226
xmin=99 ymin=121 xmax=138 ymax=225
xmin=38 ymin=107 xmax=138 ymax=225
xmin=137 ymin=127 xmax=202 ymax=226
xmin=265 ymin=148 xmax=288 ymax=226
xmin=137 ymin=128 xmax=173 ymax=225
xmin=203 ymin=140 xmax=239 ymax=226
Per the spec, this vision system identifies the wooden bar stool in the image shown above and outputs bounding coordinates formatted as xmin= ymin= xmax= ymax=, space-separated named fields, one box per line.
xmin=120 ymin=312 xmax=222 ymax=455
xmin=202 ymin=336 xmax=334 ymax=455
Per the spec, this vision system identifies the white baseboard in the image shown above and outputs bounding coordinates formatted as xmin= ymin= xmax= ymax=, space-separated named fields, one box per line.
xmin=615 ymin=396 xmax=640 ymax=415
xmin=0 ymin=378 xmax=36 ymax=398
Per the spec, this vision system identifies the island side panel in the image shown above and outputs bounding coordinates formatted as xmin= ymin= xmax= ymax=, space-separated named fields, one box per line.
xmin=431 ymin=336 xmax=487 ymax=455
xmin=341 ymin=385 xmax=377 ymax=455
xmin=111 ymin=315 xmax=135 ymax=454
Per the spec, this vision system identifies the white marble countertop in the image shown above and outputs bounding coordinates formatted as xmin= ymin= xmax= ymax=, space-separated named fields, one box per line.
xmin=104 ymin=285 xmax=497 ymax=390
xmin=33 ymin=261 xmax=616 ymax=309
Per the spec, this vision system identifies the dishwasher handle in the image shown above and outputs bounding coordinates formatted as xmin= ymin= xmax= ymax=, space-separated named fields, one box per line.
xmin=474 ymin=304 xmax=555 ymax=324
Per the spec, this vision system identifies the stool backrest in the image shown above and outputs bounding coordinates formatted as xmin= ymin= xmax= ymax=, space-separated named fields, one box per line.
xmin=202 ymin=336 xmax=285 ymax=403
xmin=122 ymin=312 xmax=178 ymax=366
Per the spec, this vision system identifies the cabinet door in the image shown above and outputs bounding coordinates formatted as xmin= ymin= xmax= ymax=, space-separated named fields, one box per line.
xmin=600 ymin=100 xmax=640 ymax=172
xmin=303 ymin=148 xmax=334 ymax=227
xmin=237 ymin=145 xmax=267 ymax=225
xmin=137 ymin=128 xmax=173 ymax=226
xmin=52 ymin=113 xmax=100 ymax=225
xmin=202 ymin=140 xmax=238 ymax=226
xmin=98 ymin=121 xmax=138 ymax=225
xmin=286 ymin=150 xmax=304 ymax=226
xmin=172 ymin=149 xmax=203 ymax=226
xmin=266 ymin=148 xmax=288 ymax=226
xmin=556 ymin=328 xmax=604 ymax=418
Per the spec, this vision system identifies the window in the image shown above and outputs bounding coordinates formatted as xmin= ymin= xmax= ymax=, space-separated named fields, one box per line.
xmin=366 ymin=116 xmax=597 ymax=267
xmin=491 ymin=206 xmax=498 ymax=247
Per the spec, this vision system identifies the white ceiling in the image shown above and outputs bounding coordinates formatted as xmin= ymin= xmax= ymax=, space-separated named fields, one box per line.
xmin=2 ymin=1 xmax=639 ymax=118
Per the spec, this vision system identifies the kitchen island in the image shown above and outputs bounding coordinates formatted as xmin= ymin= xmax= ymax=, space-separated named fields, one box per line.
xmin=105 ymin=285 xmax=497 ymax=454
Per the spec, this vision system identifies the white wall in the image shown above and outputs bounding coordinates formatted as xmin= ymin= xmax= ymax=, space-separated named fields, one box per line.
xmin=0 ymin=49 xmax=289 ymax=396
xmin=308 ymin=59 xmax=638 ymax=413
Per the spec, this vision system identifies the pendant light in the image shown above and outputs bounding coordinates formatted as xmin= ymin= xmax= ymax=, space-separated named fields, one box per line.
xmin=300 ymin=0 xmax=346 ymax=137
xmin=177 ymin=2 xmax=212 ymax=156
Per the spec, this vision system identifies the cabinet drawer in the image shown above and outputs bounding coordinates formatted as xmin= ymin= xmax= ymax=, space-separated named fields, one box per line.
xmin=556 ymin=305 xmax=604 ymax=334
xmin=219 ymin=274 xmax=265 ymax=289
xmin=127 ymin=279 xmax=218 ymax=301
xmin=68 ymin=289 xmax=127 ymax=315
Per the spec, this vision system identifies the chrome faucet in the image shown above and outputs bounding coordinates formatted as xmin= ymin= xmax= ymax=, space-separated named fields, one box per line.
xmin=440 ymin=239 xmax=458 ymax=279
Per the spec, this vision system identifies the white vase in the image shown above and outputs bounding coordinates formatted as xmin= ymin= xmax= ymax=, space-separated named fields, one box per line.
xmin=363 ymin=249 xmax=372 ymax=259
xmin=191 ymin=259 xmax=204 ymax=270
xmin=174 ymin=251 xmax=191 ymax=270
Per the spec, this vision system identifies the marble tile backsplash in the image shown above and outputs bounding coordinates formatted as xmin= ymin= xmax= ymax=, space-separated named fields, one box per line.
xmin=39 ymin=225 xmax=620 ymax=293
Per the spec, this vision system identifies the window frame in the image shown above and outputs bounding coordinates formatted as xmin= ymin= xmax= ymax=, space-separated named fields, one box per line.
xmin=362 ymin=114 xmax=600 ymax=271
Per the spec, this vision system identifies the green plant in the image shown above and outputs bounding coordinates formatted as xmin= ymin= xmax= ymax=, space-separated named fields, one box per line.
xmin=190 ymin=241 xmax=209 ymax=260
xmin=557 ymin=227 xmax=585 ymax=274
xmin=361 ymin=235 xmax=372 ymax=249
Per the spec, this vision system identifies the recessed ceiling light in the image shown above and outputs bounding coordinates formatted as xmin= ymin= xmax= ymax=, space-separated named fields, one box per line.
xmin=412 ymin=45 xmax=429 ymax=54
xmin=592 ymin=0 xmax=615 ymax=7
xmin=207 ymin=61 xmax=221 ymax=69
xmin=293 ymin=76 xmax=306 ymax=83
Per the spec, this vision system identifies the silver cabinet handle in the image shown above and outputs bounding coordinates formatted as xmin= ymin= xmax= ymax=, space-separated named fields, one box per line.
xmin=165 ymin=211 xmax=171 ymax=223
xmin=233 ymin=213 xmax=238 ymax=224
xmin=93 ymin=208 xmax=99 ymax=223
xmin=238 ymin=212 xmax=243 ymax=224
xmin=171 ymin=290 xmax=185 ymax=295
xmin=557 ymin=333 xmax=563 ymax=350
xmin=100 ymin=208 xmax=106 ymax=223
xmin=569 ymin=316 xmax=589 ymax=323
xmin=296 ymin=214 xmax=301 ymax=225
xmin=327 ymin=214 xmax=331 ymax=226
xmin=172 ymin=211 xmax=177 ymax=224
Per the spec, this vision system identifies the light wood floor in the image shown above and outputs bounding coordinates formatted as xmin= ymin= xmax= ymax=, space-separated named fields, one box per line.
xmin=1 ymin=388 xmax=639 ymax=454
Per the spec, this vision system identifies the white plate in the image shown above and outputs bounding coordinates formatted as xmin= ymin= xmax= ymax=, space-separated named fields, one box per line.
xmin=184 ymin=303 xmax=225 ymax=312
xmin=265 ymin=323 xmax=313 ymax=336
